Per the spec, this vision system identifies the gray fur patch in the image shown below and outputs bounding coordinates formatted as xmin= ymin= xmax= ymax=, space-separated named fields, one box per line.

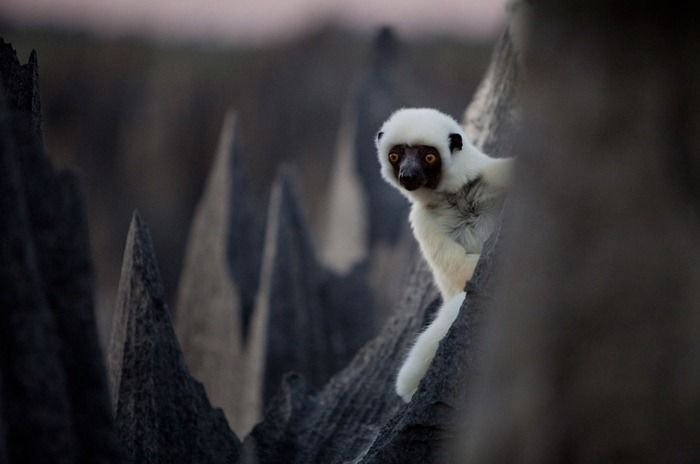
xmin=428 ymin=177 xmax=503 ymax=253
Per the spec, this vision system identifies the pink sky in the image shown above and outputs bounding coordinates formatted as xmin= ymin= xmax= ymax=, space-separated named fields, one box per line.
xmin=1 ymin=0 xmax=508 ymax=44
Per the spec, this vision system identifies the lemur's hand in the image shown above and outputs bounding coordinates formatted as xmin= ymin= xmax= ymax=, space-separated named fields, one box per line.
xmin=395 ymin=292 xmax=466 ymax=402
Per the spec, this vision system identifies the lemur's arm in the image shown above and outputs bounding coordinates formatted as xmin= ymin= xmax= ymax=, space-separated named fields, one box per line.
xmin=410 ymin=205 xmax=480 ymax=299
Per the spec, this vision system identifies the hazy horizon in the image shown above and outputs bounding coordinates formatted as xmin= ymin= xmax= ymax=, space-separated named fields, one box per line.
xmin=1 ymin=0 xmax=508 ymax=44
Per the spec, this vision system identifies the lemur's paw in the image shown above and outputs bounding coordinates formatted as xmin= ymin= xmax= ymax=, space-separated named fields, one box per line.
xmin=395 ymin=358 xmax=421 ymax=402
xmin=395 ymin=292 xmax=466 ymax=403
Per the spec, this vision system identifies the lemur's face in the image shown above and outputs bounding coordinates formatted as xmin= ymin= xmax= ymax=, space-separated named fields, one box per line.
xmin=376 ymin=108 xmax=465 ymax=199
xmin=386 ymin=144 xmax=442 ymax=191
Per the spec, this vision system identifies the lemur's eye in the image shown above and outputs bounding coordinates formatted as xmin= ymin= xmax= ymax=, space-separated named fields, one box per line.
xmin=388 ymin=153 xmax=400 ymax=163
xmin=424 ymin=153 xmax=437 ymax=164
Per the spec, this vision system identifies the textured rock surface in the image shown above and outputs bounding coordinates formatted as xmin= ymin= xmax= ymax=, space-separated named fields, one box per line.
xmin=0 ymin=371 xmax=6 ymax=463
xmin=108 ymin=212 xmax=241 ymax=464
xmin=176 ymin=111 xmax=264 ymax=343
xmin=458 ymin=3 xmax=700 ymax=462
xmin=0 ymin=39 xmax=121 ymax=464
xmin=174 ymin=111 xmax=264 ymax=435
xmin=254 ymin=172 xmax=376 ymax=405
xmin=463 ymin=28 xmax=520 ymax=159
xmin=175 ymin=111 xmax=378 ymax=435
xmin=0 ymin=62 xmax=76 ymax=464
xmin=242 ymin=255 xmax=440 ymax=464
xmin=359 ymin=232 xmax=500 ymax=464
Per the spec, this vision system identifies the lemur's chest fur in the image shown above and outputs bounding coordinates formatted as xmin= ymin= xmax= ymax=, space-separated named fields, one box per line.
xmin=423 ymin=177 xmax=501 ymax=254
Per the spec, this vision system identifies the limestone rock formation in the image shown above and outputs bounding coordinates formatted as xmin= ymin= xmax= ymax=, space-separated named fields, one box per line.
xmin=0 ymin=39 xmax=121 ymax=464
xmin=109 ymin=212 xmax=241 ymax=464
xmin=252 ymin=171 xmax=376 ymax=406
xmin=242 ymin=255 xmax=440 ymax=464
xmin=458 ymin=3 xmax=700 ymax=461
xmin=174 ymin=111 xmax=263 ymax=435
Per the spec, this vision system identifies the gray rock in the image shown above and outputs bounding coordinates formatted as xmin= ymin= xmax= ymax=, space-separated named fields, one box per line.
xmin=240 ymin=373 xmax=318 ymax=463
xmin=0 ymin=369 xmax=6 ymax=463
xmin=463 ymin=29 xmax=520 ymax=159
xmin=242 ymin=254 xmax=440 ymax=464
xmin=458 ymin=3 xmax=700 ymax=461
xmin=108 ymin=212 xmax=240 ymax=464
xmin=0 ymin=80 xmax=77 ymax=464
xmin=175 ymin=109 xmax=379 ymax=437
xmin=41 ymin=172 xmax=123 ymax=464
xmin=176 ymin=111 xmax=264 ymax=343
xmin=359 ymin=231 xmax=501 ymax=464
xmin=0 ymin=39 xmax=120 ymax=464
xmin=0 ymin=39 xmax=41 ymax=139
xmin=257 ymin=172 xmax=330 ymax=403
xmin=255 ymin=171 xmax=376 ymax=406
xmin=174 ymin=111 xmax=264 ymax=435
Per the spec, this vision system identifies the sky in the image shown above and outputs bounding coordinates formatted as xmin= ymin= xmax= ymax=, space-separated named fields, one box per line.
xmin=1 ymin=0 xmax=508 ymax=44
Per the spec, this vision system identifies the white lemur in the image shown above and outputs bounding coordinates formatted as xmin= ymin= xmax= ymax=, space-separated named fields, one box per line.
xmin=376 ymin=108 xmax=512 ymax=402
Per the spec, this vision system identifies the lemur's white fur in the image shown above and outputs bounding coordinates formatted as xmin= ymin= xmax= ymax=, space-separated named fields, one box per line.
xmin=395 ymin=291 xmax=465 ymax=402
xmin=376 ymin=108 xmax=511 ymax=402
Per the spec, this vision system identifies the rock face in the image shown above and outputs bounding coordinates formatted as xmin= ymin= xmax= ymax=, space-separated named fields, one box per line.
xmin=463 ymin=29 xmax=520 ymax=160
xmin=174 ymin=111 xmax=263 ymax=435
xmin=253 ymin=172 xmax=376 ymax=406
xmin=173 ymin=112 xmax=378 ymax=436
xmin=176 ymin=111 xmax=264 ymax=345
xmin=457 ymin=2 xmax=700 ymax=462
xmin=0 ymin=39 xmax=121 ymax=464
xmin=359 ymin=232 xmax=501 ymax=464
xmin=108 ymin=212 xmax=241 ymax=464
xmin=241 ymin=255 xmax=440 ymax=464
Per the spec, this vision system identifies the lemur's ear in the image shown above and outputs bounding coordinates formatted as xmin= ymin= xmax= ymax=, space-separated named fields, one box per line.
xmin=448 ymin=133 xmax=463 ymax=152
xmin=377 ymin=131 xmax=384 ymax=141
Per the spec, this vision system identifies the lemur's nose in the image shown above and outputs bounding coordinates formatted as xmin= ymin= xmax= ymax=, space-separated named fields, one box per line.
xmin=399 ymin=172 xmax=422 ymax=191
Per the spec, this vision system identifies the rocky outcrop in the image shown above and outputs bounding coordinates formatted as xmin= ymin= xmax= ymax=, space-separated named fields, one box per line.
xmin=0 ymin=39 xmax=121 ymax=464
xmin=108 ymin=212 xmax=241 ymax=464
xmin=173 ymin=113 xmax=378 ymax=436
xmin=241 ymin=254 xmax=440 ymax=464
xmin=173 ymin=111 xmax=263 ymax=435
xmin=457 ymin=3 xmax=700 ymax=461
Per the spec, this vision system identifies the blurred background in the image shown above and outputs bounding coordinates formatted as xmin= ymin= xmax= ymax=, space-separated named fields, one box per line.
xmin=0 ymin=0 xmax=507 ymax=344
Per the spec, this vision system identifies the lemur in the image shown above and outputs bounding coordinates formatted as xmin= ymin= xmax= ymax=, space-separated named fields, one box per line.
xmin=376 ymin=108 xmax=512 ymax=402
